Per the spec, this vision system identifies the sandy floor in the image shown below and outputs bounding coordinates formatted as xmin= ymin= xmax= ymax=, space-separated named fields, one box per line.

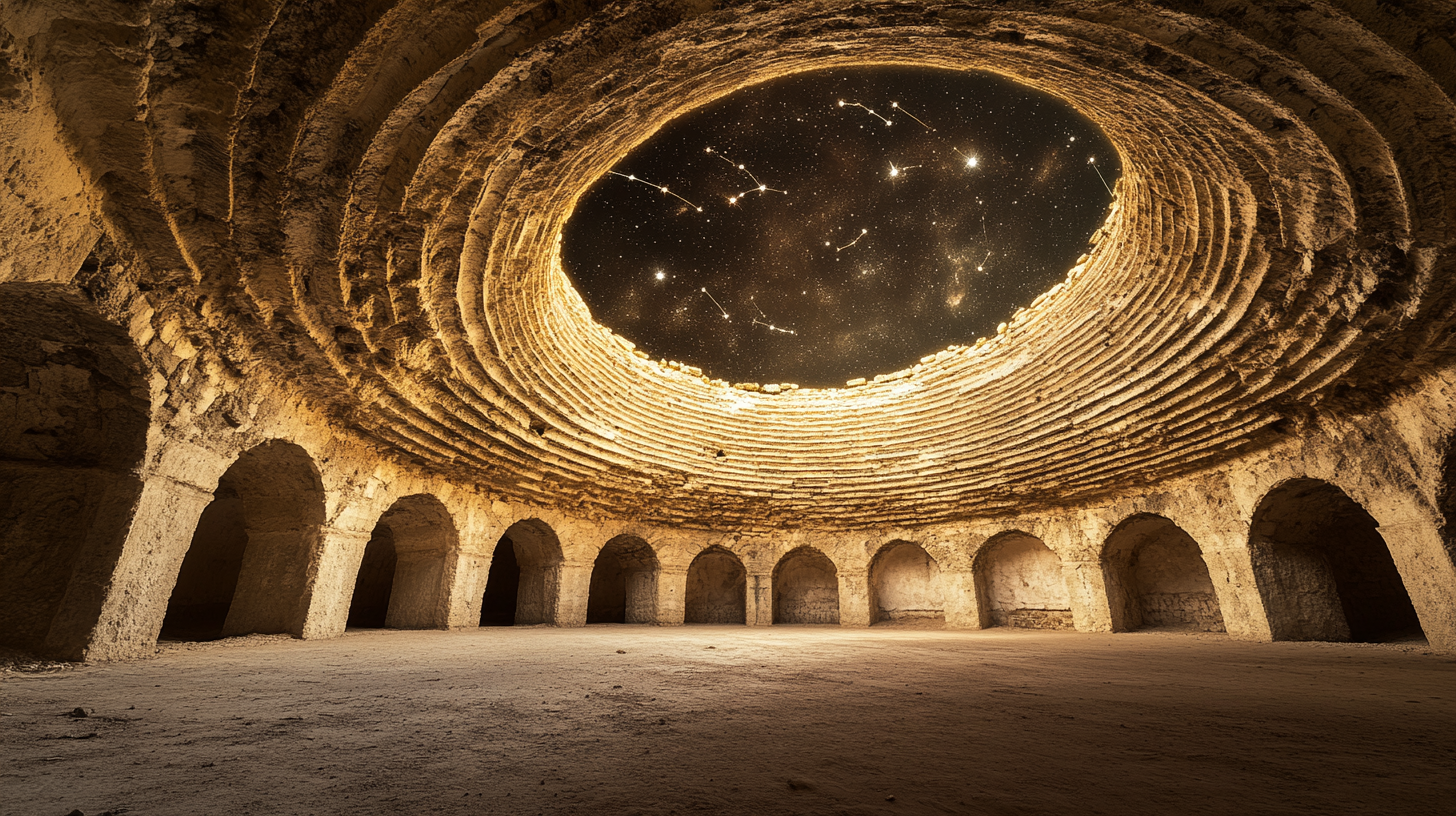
xmin=3 ymin=626 xmax=1454 ymax=815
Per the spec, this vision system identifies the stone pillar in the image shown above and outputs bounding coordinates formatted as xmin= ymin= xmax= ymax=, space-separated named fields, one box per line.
xmin=1371 ymin=518 xmax=1456 ymax=652
xmin=746 ymin=570 xmax=773 ymax=625
xmin=653 ymin=566 xmax=687 ymax=625
xmin=443 ymin=550 xmax=492 ymax=628
xmin=837 ymin=568 xmax=871 ymax=627
xmin=70 ymin=475 xmax=215 ymax=662
xmin=551 ymin=560 xmax=593 ymax=627
xmin=1062 ymin=560 xmax=1114 ymax=632
xmin=939 ymin=569 xmax=982 ymax=629
xmin=298 ymin=527 xmax=372 ymax=639
xmin=1197 ymin=537 xmax=1275 ymax=642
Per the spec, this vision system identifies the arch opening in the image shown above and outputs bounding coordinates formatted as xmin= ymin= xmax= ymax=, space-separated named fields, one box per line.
xmin=869 ymin=541 xmax=944 ymax=627
xmin=479 ymin=519 xmax=564 ymax=626
xmin=975 ymin=533 xmax=1072 ymax=630
xmin=1250 ymin=479 xmax=1423 ymax=643
xmin=684 ymin=546 xmax=747 ymax=624
xmin=347 ymin=526 xmax=396 ymax=629
xmin=1103 ymin=515 xmax=1225 ymax=633
xmin=348 ymin=494 xmax=457 ymax=630
xmin=0 ymin=284 xmax=150 ymax=656
xmin=772 ymin=547 xmax=839 ymax=625
xmin=586 ymin=535 xmax=660 ymax=624
xmin=161 ymin=440 xmax=326 ymax=641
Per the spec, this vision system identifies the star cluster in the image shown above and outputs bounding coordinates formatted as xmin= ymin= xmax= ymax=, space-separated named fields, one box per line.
xmin=562 ymin=66 xmax=1119 ymax=388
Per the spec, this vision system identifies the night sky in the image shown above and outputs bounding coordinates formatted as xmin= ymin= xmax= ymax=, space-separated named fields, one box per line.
xmin=562 ymin=66 xmax=1119 ymax=388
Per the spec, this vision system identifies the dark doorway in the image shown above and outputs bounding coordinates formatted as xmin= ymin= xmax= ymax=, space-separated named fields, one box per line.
xmin=160 ymin=480 xmax=247 ymax=640
xmin=347 ymin=527 xmax=397 ymax=628
xmin=772 ymin=547 xmax=840 ymax=624
xmin=685 ymin=547 xmax=747 ymax=624
xmin=479 ymin=537 xmax=520 ymax=626
xmin=1251 ymin=479 xmax=1423 ymax=642
xmin=159 ymin=440 xmax=326 ymax=642
xmin=585 ymin=536 xmax=659 ymax=624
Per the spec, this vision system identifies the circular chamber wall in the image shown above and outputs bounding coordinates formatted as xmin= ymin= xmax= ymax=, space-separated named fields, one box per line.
xmin=89 ymin=1 xmax=1456 ymax=530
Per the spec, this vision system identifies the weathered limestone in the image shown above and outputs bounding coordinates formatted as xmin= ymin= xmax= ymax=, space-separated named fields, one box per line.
xmin=868 ymin=542 xmax=946 ymax=626
xmin=3 ymin=2 xmax=1456 ymax=661
xmin=655 ymin=566 xmax=688 ymax=626
xmin=684 ymin=547 xmax=747 ymax=624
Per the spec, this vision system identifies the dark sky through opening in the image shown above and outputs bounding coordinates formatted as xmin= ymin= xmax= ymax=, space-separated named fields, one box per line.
xmin=562 ymin=66 xmax=1119 ymax=388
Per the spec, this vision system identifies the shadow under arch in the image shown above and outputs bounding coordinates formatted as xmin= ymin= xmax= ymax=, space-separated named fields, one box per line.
xmin=868 ymin=540 xmax=945 ymax=627
xmin=1249 ymin=478 xmax=1422 ymax=642
xmin=0 ymin=283 xmax=151 ymax=658
xmin=973 ymin=531 xmax=1072 ymax=630
xmin=685 ymin=545 xmax=747 ymax=624
xmin=1101 ymin=514 xmax=1225 ymax=633
xmin=162 ymin=439 xmax=327 ymax=641
xmin=480 ymin=518 xmax=565 ymax=626
xmin=772 ymin=546 xmax=839 ymax=625
xmin=586 ymin=534 xmax=660 ymax=624
xmin=348 ymin=494 xmax=459 ymax=630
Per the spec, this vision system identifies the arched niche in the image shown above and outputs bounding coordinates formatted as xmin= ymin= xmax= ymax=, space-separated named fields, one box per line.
xmin=347 ymin=494 xmax=458 ymax=630
xmin=772 ymin=546 xmax=839 ymax=625
xmin=868 ymin=541 xmax=944 ymax=627
xmin=1249 ymin=479 xmax=1423 ymax=643
xmin=0 ymin=283 xmax=150 ymax=656
xmin=479 ymin=518 xmax=564 ymax=626
xmin=161 ymin=440 xmax=326 ymax=641
xmin=586 ymin=535 xmax=660 ymax=624
xmin=684 ymin=546 xmax=747 ymax=624
xmin=1102 ymin=515 xmax=1225 ymax=633
xmin=974 ymin=532 xmax=1073 ymax=630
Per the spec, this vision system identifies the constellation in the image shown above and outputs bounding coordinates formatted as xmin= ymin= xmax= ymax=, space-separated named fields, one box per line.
xmin=700 ymin=287 xmax=730 ymax=319
xmin=705 ymin=147 xmax=788 ymax=205
xmin=890 ymin=101 xmax=933 ymax=130
xmin=1088 ymin=156 xmax=1115 ymax=196
xmin=607 ymin=171 xmax=704 ymax=212
xmin=835 ymin=228 xmax=869 ymax=252
xmin=837 ymin=99 xmax=892 ymax=126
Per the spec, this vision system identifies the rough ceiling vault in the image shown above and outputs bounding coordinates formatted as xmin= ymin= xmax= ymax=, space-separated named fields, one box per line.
xmin=4 ymin=0 xmax=1455 ymax=528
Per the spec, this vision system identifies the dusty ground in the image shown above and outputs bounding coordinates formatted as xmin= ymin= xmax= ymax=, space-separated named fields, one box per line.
xmin=2 ymin=627 xmax=1454 ymax=816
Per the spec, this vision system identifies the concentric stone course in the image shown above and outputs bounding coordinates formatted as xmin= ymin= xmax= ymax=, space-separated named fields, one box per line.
xmin=16 ymin=0 xmax=1456 ymax=528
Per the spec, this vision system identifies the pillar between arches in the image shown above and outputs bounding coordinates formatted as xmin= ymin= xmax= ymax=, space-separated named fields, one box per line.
xmin=552 ymin=560 xmax=593 ymax=627
xmin=299 ymin=528 xmax=373 ymax=639
xmin=1194 ymin=537 xmax=1274 ymax=642
xmin=939 ymin=569 xmax=982 ymax=629
xmin=1061 ymin=560 xmax=1114 ymax=633
xmin=72 ymin=474 xmax=214 ymax=662
xmin=837 ymin=568 xmax=871 ymax=627
xmin=747 ymin=570 xmax=772 ymax=626
xmin=445 ymin=550 xmax=492 ymax=628
xmin=654 ymin=566 xmax=687 ymax=625
xmin=1365 ymin=516 xmax=1456 ymax=651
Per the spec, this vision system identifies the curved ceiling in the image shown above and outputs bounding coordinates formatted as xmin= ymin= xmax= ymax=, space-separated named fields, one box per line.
xmin=26 ymin=0 xmax=1456 ymax=528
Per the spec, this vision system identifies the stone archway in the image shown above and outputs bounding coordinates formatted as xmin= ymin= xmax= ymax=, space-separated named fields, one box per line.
xmin=347 ymin=494 xmax=458 ymax=629
xmin=772 ymin=547 xmax=839 ymax=625
xmin=586 ymin=535 xmax=660 ymax=624
xmin=868 ymin=541 xmax=944 ymax=627
xmin=1102 ymin=515 xmax=1225 ymax=633
xmin=1250 ymin=479 xmax=1422 ymax=643
xmin=480 ymin=519 xmax=564 ymax=626
xmin=0 ymin=284 xmax=150 ymax=657
xmin=975 ymin=533 xmax=1072 ymax=630
xmin=684 ymin=546 xmax=747 ymax=624
xmin=161 ymin=440 xmax=326 ymax=641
